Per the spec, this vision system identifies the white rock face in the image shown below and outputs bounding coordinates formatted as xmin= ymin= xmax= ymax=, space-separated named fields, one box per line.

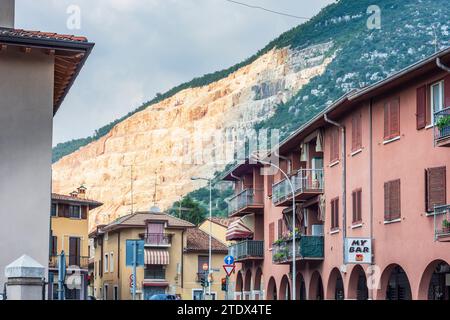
xmin=52 ymin=42 xmax=335 ymax=229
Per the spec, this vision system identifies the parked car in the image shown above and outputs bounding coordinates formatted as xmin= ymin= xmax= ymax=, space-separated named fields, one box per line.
xmin=149 ymin=294 xmax=180 ymax=300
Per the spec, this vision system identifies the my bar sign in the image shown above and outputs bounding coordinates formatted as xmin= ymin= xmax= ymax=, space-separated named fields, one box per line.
xmin=345 ymin=238 xmax=372 ymax=264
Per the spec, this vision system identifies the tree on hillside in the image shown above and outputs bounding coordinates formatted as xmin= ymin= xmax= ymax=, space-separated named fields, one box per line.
xmin=169 ymin=196 xmax=207 ymax=226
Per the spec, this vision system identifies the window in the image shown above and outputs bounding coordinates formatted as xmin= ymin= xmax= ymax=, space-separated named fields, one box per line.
xmin=330 ymin=128 xmax=340 ymax=162
xmin=352 ymin=112 xmax=362 ymax=151
xmin=68 ymin=237 xmax=81 ymax=266
xmin=277 ymin=219 xmax=286 ymax=239
xmin=384 ymin=179 xmax=401 ymax=222
xmin=110 ymin=252 xmax=114 ymax=272
xmin=104 ymin=253 xmax=109 ymax=273
xmin=51 ymin=203 xmax=57 ymax=217
xmin=431 ymin=81 xmax=444 ymax=124
xmin=50 ymin=235 xmax=58 ymax=256
xmin=331 ymin=198 xmax=339 ymax=230
xmin=145 ymin=265 xmax=166 ymax=280
xmin=384 ymin=98 xmax=400 ymax=141
xmin=68 ymin=205 xmax=81 ymax=219
xmin=268 ymin=223 xmax=275 ymax=248
xmin=425 ymin=167 xmax=447 ymax=213
xmin=104 ymin=284 xmax=108 ymax=300
xmin=352 ymin=189 xmax=362 ymax=223
xmin=113 ymin=286 xmax=119 ymax=300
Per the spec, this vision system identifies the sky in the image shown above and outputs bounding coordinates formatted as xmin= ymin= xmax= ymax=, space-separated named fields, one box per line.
xmin=15 ymin=0 xmax=335 ymax=145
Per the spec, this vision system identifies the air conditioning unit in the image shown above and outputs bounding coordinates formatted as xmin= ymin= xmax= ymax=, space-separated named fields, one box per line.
xmin=312 ymin=224 xmax=324 ymax=236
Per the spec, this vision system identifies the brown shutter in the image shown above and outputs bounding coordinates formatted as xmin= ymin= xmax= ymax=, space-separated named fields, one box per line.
xmin=357 ymin=190 xmax=362 ymax=222
xmin=384 ymin=182 xmax=391 ymax=221
xmin=426 ymin=167 xmax=447 ymax=212
xmin=335 ymin=198 xmax=339 ymax=228
xmin=390 ymin=98 xmax=400 ymax=138
xmin=330 ymin=130 xmax=335 ymax=162
xmin=352 ymin=115 xmax=357 ymax=151
xmin=384 ymin=102 xmax=390 ymax=140
xmin=416 ymin=86 xmax=427 ymax=130
xmin=81 ymin=206 xmax=88 ymax=219
xmin=445 ymin=75 xmax=450 ymax=108
xmin=352 ymin=192 xmax=357 ymax=223
xmin=269 ymin=223 xmax=274 ymax=248
xmin=357 ymin=113 xmax=362 ymax=149
xmin=278 ymin=219 xmax=283 ymax=239
xmin=390 ymin=180 xmax=401 ymax=220
xmin=267 ymin=174 xmax=274 ymax=197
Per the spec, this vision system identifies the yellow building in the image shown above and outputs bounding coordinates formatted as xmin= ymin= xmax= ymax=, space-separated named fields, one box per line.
xmin=198 ymin=217 xmax=239 ymax=245
xmin=90 ymin=209 xmax=229 ymax=300
xmin=49 ymin=187 xmax=103 ymax=300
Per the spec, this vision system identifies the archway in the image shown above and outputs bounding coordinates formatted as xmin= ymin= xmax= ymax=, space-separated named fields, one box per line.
xmin=309 ymin=271 xmax=324 ymax=300
xmin=235 ymin=271 xmax=243 ymax=300
xmin=382 ymin=265 xmax=412 ymax=300
xmin=254 ymin=268 xmax=264 ymax=300
xmin=326 ymin=268 xmax=345 ymax=300
xmin=296 ymin=273 xmax=307 ymax=300
xmin=347 ymin=265 xmax=368 ymax=300
xmin=279 ymin=275 xmax=291 ymax=300
xmin=418 ymin=260 xmax=450 ymax=300
xmin=244 ymin=269 xmax=252 ymax=300
xmin=266 ymin=277 xmax=277 ymax=300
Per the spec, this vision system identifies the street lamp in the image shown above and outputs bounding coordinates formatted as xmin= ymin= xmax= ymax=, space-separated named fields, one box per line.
xmin=251 ymin=154 xmax=297 ymax=301
xmin=191 ymin=176 xmax=213 ymax=299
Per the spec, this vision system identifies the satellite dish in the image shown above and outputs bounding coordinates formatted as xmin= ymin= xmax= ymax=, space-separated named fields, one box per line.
xmin=149 ymin=206 xmax=162 ymax=214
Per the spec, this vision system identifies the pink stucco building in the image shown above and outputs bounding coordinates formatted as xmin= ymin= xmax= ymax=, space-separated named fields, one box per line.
xmin=224 ymin=47 xmax=450 ymax=300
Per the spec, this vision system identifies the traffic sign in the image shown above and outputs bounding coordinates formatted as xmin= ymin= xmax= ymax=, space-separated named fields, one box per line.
xmin=224 ymin=255 xmax=234 ymax=265
xmin=202 ymin=263 xmax=209 ymax=271
xmin=223 ymin=264 xmax=235 ymax=277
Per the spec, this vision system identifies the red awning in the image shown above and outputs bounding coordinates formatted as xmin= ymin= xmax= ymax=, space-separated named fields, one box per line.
xmin=145 ymin=249 xmax=170 ymax=265
xmin=226 ymin=218 xmax=254 ymax=241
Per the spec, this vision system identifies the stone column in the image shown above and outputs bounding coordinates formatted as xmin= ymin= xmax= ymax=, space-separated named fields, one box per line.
xmin=4 ymin=255 xmax=45 ymax=300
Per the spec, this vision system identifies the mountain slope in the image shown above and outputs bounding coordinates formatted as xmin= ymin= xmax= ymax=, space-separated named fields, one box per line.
xmin=52 ymin=0 xmax=450 ymax=227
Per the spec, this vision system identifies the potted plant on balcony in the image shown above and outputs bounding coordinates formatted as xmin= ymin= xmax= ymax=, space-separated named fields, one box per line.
xmin=442 ymin=219 xmax=450 ymax=234
xmin=436 ymin=115 xmax=450 ymax=138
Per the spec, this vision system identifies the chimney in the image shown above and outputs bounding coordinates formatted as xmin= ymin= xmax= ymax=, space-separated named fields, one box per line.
xmin=0 ymin=0 xmax=15 ymax=28
xmin=77 ymin=185 xmax=87 ymax=199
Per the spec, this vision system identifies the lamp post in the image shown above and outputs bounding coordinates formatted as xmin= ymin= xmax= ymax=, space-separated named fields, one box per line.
xmin=191 ymin=176 xmax=213 ymax=299
xmin=251 ymin=154 xmax=297 ymax=300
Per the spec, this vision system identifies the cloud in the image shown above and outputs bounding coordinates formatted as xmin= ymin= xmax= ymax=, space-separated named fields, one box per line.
xmin=15 ymin=0 xmax=334 ymax=145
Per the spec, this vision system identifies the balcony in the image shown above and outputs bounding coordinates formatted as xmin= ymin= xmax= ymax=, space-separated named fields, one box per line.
xmin=228 ymin=240 xmax=264 ymax=262
xmin=434 ymin=107 xmax=450 ymax=147
xmin=434 ymin=205 xmax=450 ymax=242
xmin=272 ymin=236 xmax=324 ymax=264
xmin=228 ymin=188 xmax=264 ymax=217
xmin=143 ymin=233 xmax=172 ymax=247
xmin=49 ymin=255 xmax=89 ymax=270
xmin=272 ymin=169 xmax=324 ymax=207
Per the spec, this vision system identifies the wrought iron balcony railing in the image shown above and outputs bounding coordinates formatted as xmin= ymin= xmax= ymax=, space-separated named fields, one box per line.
xmin=228 ymin=240 xmax=264 ymax=261
xmin=434 ymin=107 xmax=450 ymax=144
xmin=272 ymin=235 xmax=324 ymax=264
xmin=272 ymin=169 xmax=324 ymax=205
xmin=228 ymin=188 xmax=263 ymax=216
xmin=49 ymin=255 xmax=89 ymax=269
xmin=144 ymin=233 xmax=172 ymax=247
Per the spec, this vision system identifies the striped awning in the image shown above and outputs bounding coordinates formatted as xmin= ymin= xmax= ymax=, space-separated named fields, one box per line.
xmin=145 ymin=249 xmax=170 ymax=265
xmin=226 ymin=215 xmax=254 ymax=241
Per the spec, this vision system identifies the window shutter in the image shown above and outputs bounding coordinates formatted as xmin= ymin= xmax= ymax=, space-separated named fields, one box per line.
xmin=335 ymin=198 xmax=339 ymax=229
xmin=384 ymin=102 xmax=390 ymax=140
xmin=416 ymin=85 xmax=427 ymax=130
xmin=81 ymin=206 xmax=88 ymax=219
xmin=384 ymin=182 xmax=391 ymax=221
xmin=445 ymin=75 xmax=450 ymax=108
xmin=357 ymin=113 xmax=362 ymax=149
xmin=390 ymin=98 xmax=400 ymax=138
xmin=352 ymin=192 xmax=357 ymax=223
xmin=269 ymin=223 xmax=274 ymax=248
xmin=278 ymin=219 xmax=283 ymax=239
xmin=426 ymin=167 xmax=447 ymax=212
xmin=357 ymin=190 xmax=362 ymax=222
xmin=352 ymin=115 xmax=357 ymax=151
xmin=390 ymin=180 xmax=401 ymax=220
xmin=330 ymin=130 xmax=335 ymax=162
xmin=267 ymin=174 xmax=274 ymax=197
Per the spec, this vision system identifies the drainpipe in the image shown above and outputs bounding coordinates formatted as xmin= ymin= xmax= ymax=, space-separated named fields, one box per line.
xmin=436 ymin=57 xmax=450 ymax=73
xmin=369 ymin=99 xmax=374 ymax=300
xmin=324 ymin=114 xmax=347 ymax=266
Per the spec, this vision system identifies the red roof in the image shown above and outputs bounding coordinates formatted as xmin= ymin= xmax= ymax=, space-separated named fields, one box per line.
xmin=51 ymin=193 xmax=103 ymax=209
xmin=207 ymin=217 xmax=239 ymax=228
xmin=0 ymin=28 xmax=88 ymax=42
xmin=185 ymin=228 xmax=228 ymax=253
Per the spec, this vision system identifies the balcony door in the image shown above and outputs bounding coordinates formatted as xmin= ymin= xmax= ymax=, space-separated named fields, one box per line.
xmin=69 ymin=237 xmax=81 ymax=266
xmin=147 ymin=223 xmax=164 ymax=245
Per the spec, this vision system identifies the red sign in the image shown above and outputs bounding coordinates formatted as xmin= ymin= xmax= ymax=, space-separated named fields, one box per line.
xmin=202 ymin=263 xmax=209 ymax=271
xmin=223 ymin=265 xmax=235 ymax=277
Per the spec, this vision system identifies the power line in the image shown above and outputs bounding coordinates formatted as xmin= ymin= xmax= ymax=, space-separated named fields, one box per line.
xmin=224 ymin=0 xmax=310 ymax=20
